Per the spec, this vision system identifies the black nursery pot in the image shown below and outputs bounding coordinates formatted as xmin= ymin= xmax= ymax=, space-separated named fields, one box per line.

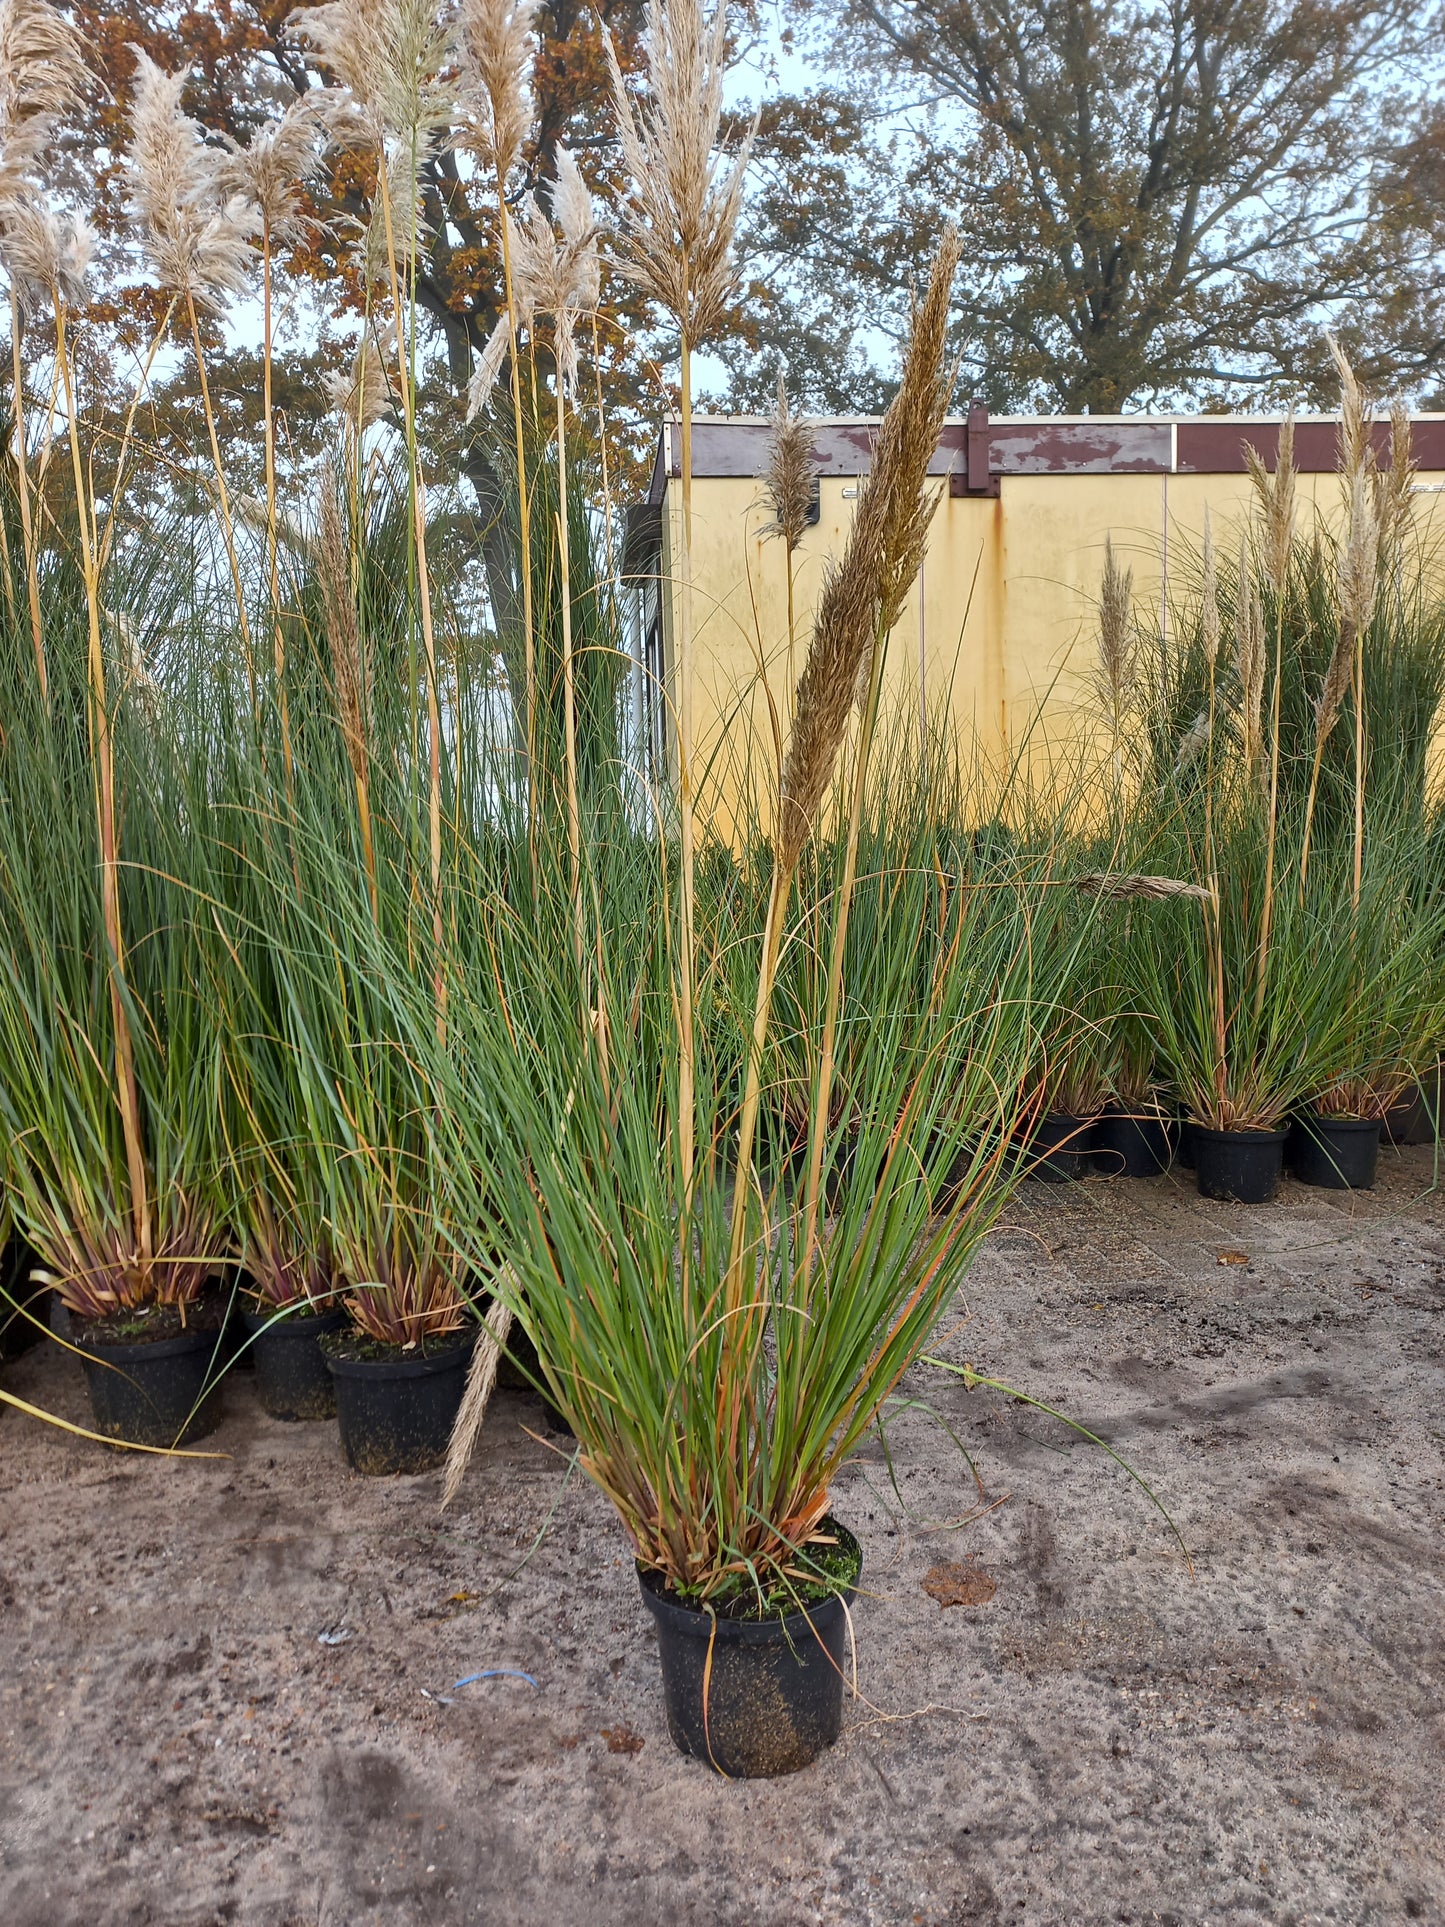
xmin=78 ymin=1313 xmax=225 ymax=1448
xmin=639 ymin=1523 xmax=861 ymax=1779
xmin=323 ymin=1332 xmax=472 ymax=1475
xmin=1020 ymin=1112 xmax=1093 ymax=1183
xmin=1191 ymin=1126 xmax=1287 ymax=1204
xmin=241 ymin=1304 xmax=346 ymax=1421
xmin=1289 ymin=1114 xmax=1381 ymax=1191
xmin=1092 ymin=1106 xmax=1172 ymax=1178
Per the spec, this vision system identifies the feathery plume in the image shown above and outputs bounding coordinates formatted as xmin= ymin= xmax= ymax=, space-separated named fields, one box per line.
xmin=509 ymin=147 xmax=598 ymax=396
xmin=1091 ymin=534 xmax=1136 ymax=736
xmin=465 ymin=311 xmax=512 ymax=420
xmin=606 ymin=0 xmax=755 ymax=344
xmin=219 ymin=94 xmax=324 ymax=246
xmin=776 ymin=227 xmax=960 ymax=870
xmin=1077 ymin=873 xmax=1210 ymax=902
xmin=0 ymin=0 xmax=86 ymax=186
xmin=1244 ymin=410 xmax=1295 ymax=598
xmin=763 ymin=375 xmax=817 ymax=552
xmin=1235 ymin=538 xmax=1265 ymax=788
xmin=0 ymin=197 xmax=90 ymax=309
xmin=455 ymin=0 xmax=535 ymax=183
xmin=291 ymin=0 xmax=456 ymax=150
xmin=127 ymin=51 xmax=257 ymax=310
xmin=1375 ymin=398 xmax=1416 ymax=562
xmin=316 ymin=469 xmax=370 ymax=779
xmin=0 ymin=0 xmax=90 ymax=308
xmin=292 ymin=0 xmax=457 ymax=283
xmin=324 ymin=324 xmax=398 ymax=437
xmin=1328 ymin=334 xmax=1373 ymax=487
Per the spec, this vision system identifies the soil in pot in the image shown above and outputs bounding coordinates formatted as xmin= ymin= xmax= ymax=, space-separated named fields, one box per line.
xmin=1290 ymin=1114 xmax=1381 ymax=1191
xmin=1019 ymin=1113 xmax=1093 ymax=1183
xmin=76 ymin=1299 xmax=225 ymax=1448
xmin=241 ymin=1302 xmax=346 ymax=1420
xmin=1191 ymin=1125 xmax=1287 ymax=1204
xmin=638 ymin=1521 xmax=862 ymax=1778
xmin=1092 ymin=1106 xmax=1172 ymax=1178
xmin=321 ymin=1328 xmax=473 ymax=1475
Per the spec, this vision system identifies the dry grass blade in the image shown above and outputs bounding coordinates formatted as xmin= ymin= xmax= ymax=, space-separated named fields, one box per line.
xmin=442 ymin=1291 xmax=516 ymax=1507
xmin=776 ymin=224 xmax=960 ymax=871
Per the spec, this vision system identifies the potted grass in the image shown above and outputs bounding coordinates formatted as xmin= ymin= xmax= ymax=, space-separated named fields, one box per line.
xmin=0 ymin=590 xmax=230 ymax=1446
xmin=444 ymin=230 xmax=1041 ymax=1777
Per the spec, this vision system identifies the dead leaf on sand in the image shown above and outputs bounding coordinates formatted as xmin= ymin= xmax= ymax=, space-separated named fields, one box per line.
xmin=601 ymin=1724 xmax=644 ymax=1754
xmin=1216 ymin=1249 xmax=1250 ymax=1267
xmin=922 ymin=1562 xmax=997 ymax=1609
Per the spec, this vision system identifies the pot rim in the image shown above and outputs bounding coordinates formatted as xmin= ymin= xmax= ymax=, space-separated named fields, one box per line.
xmin=240 ymin=1303 xmax=349 ymax=1336
xmin=1294 ymin=1111 xmax=1383 ymax=1134
xmin=323 ymin=1334 xmax=473 ymax=1379
xmin=77 ymin=1324 xmax=220 ymax=1364
xmin=637 ymin=1521 xmax=862 ymax=1645
xmin=1189 ymin=1124 xmax=1288 ymax=1144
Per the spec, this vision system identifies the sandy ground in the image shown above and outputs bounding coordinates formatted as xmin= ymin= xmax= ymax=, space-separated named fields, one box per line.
xmin=2 ymin=1147 xmax=1443 ymax=1927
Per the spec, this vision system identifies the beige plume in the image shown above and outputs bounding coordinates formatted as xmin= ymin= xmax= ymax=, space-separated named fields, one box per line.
xmin=0 ymin=0 xmax=86 ymax=185
xmin=127 ymin=50 xmax=257 ymax=310
xmin=776 ymin=227 xmax=960 ymax=870
xmin=324 ymin=324 xmax=399 ymax=437
xmin=509 ymin=146 xmax=599 ymax=397
xmin=1092 ymin=534 xmax=1136 ymax=740
xmin=1244 ymin=409 xmax=1295 ymax=599
xmin=763 ymin=375 xmax=817 ymax=553
xmin=455 ymin=0 xmax=535 ymax=184
xmin=1375 ymin=398 xmax=1415 ymax=562
xmin=220 ymin=94 xmax=325 ymax=247
xmin=606 ymin=0 xmax=755 ymax=345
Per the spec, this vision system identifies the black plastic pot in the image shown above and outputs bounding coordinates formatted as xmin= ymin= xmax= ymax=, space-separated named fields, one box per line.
xmin=1191 ymin=1126 xmax=1287 ymax=1204
xmin=324 ymin=1334 xmax=472 ymax=1475
xmin=1290 ymin=1114 xmax=1380 ymax=1191
xmin=638 ymin=1523 xmax=861 ymax=1778
xmin=1092 ymin=1107 xmax=1172 ymax=1178
xmin=1020 ymin=1113 xmax=1093 ymax=1183
xmin=241 ymin=1304 xmax=346 ymax=1420
xmin=1176 ymin=1117 xmax=1196 ymax=1170
xmin=78 ymin=1322 xmax=225 ymax=1447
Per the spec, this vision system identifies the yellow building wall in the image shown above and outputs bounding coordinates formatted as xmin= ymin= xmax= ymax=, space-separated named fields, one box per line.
xmin=659 ymin=464 xmax=1445 ymax=830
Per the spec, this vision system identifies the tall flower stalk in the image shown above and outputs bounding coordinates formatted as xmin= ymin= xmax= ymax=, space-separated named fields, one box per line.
xmin=1300 ymin=342 xmax=1379 ymax=899
xmin=0 ymin=0 xmax=89 ymax=699
xmin=296 ymin=0 xmax=457 ymax=1019
xmin=458 ymin=0 xmax=538 ymax=824
xmin=222 ymin=97 xmax=323 ymax=789
xmin=608 ymin=0 xmax=754 ymax=1205
xmin=728 ymin=233 xmax=960 ymax=1301
xmin=509 ymin=148 xmax=599 ymax=964
xmin=1245 ymin=410 xmax=1295 ymax=1020
xmin=126 ymin=53 xmax=258 ymax=694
